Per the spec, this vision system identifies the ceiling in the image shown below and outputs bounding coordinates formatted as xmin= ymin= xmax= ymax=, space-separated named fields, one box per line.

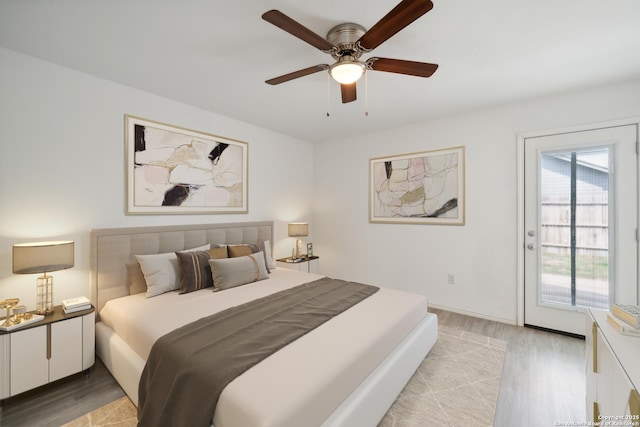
xmin=2 ymin=0 xmax=640 ymax=143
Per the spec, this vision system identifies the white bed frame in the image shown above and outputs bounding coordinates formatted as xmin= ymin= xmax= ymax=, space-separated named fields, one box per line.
xmin=90 ymin=221 xmax=438 ymax=426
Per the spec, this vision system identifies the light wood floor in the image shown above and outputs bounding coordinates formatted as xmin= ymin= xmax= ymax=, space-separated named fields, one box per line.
xmin=0 ymin=309 xmax=586 ymax=427
xmin=431 ymin=308 xmax=586 ymax=427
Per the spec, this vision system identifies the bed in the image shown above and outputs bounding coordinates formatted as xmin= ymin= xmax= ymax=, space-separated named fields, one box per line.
xmin=90 ymin=221 xmax=438 ymax=427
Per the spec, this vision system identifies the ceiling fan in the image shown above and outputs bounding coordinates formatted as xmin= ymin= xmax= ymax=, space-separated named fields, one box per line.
xmin=262 ymin=0 xmax=438 ymax=104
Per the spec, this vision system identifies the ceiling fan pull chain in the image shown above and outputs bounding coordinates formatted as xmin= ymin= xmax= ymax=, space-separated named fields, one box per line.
xmin=364 ymin=72 xmax=369 ymax=116
xmin=326 ymin=73 xmax=331 ymax=117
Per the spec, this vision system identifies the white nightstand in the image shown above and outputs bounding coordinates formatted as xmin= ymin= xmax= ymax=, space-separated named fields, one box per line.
xmin=276 ymin=256 xmax=319 ymax=274
xmin=0 ymin=305 xmax=95 ymax=406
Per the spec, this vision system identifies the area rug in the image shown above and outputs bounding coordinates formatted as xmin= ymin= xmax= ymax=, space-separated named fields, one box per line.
xmin=63 ymin=326 xmax=506 ymax=427
xmin=378 ymin=325 xmax=507 ymax=427
xmin=61 ymin=396 xmax=137 ymax=427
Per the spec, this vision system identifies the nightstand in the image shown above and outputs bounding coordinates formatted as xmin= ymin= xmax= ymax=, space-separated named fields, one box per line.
xmin=276 ymin=256 xmax=319 ymax=274
xmin=0 ymin=305 xmax=95 ymax=405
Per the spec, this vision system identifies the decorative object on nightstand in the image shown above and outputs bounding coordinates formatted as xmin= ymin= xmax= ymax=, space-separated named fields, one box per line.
xmin=0 ymin=299 xmax=20 ymax=328
xmin=607 ymin=313 xmax=640 ymax=337
xmin=12 ymin=240 xmax=74 ymax=315
xmin=306 ymin=242 xmax=313 ymax=257
xmin=0 ymin=299 xmax=43 ymax=331
xmin=61 ymin=296 xmax=91 ymax=314
xmin=288 ymin=223 xmax=308 ymax=260
xmin=611 ymin=303 xmax=640 ymax=328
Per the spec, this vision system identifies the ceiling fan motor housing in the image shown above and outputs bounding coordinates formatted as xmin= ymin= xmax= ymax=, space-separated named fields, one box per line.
xmin=326 ymin=23 xmax=367 ymax=60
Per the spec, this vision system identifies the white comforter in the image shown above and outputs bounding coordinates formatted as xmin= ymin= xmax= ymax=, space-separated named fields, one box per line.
xmin=100 ymin=268 xmax=427 ymax=427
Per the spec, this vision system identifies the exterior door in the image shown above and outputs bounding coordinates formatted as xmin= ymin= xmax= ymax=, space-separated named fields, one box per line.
xmin=524 ymin=124 xmax=638 ymax=335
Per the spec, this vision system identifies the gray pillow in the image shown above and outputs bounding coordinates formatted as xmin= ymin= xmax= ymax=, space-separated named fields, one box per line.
xmin=209 ymin=251 xmax=269 ymax=291
xmin=176 ymin=250 xmax=213 ymax=294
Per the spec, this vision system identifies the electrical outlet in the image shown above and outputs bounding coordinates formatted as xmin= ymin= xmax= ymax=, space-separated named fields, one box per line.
xmin=447 ymin=273 xmax=456 ymax=285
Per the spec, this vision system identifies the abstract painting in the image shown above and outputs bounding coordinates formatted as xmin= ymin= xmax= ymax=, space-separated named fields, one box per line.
xmin=126 ymin=115 xmax=248 ymax=214
xmin=370 ymin=146 xmax=465 ymax=224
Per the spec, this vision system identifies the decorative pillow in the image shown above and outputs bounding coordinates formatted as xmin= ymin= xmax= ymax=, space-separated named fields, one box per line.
xmin=227 ymin=243 xmax=274 ymax=272
xmin=176 ymin=251 xmax=213 ymax=294
xmin=209 ymin=251 xmax=269 ymax=291
xmin=208 ymin=247 xmax=228 ymax=259
xmin=227 ymin=244 xmax=252 ymax=258
xmin=257 ymin=240 xmax=276 ymax=270
xmin=136 ymin=244 xmax=210 ymax=298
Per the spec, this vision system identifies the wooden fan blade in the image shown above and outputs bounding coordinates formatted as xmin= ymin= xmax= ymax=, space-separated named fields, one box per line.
xmin=357 ymin=0 xmax=433 ymax=51
xmin=262 ymin=10 xmax=334 ymax=52
xmin=266 ymin=65 xmax=329 ymax=85
xmin=367 ymin=57 xmax=438 ymax=77
xmin=341 ymin=83 xmax=357 ymax=103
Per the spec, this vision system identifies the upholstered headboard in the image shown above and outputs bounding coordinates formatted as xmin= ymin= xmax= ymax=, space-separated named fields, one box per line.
xmin=90 ymin=221 xmax=273 ymax=314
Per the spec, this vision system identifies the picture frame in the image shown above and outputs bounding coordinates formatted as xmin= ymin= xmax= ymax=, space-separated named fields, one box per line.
xmin=307 ymin=242 xmax=313 ymax=257
xmin=370 ymin=146 xmax=465 ymax=225
xmin=126 ymin=115 xmax=248 ymax=214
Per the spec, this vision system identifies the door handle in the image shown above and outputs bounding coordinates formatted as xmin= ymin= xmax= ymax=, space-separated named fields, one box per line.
xmin=527 ymin=243 xmax=536 ymax=250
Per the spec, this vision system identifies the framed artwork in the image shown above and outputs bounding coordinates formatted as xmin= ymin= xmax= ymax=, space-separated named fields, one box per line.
xmin=126 ymin=115 xmax=248 ymax=214
xmin=307 ymin=242 xmax=313 ymax=257
xmin=370 ymin=146 xmax=465 ymax=225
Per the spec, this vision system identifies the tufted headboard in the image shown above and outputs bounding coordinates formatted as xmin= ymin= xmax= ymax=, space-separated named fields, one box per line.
xmin=90 ymin=221 xmax=273 ymax=314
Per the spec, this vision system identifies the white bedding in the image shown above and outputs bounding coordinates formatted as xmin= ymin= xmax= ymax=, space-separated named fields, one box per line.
xmin=99 ymin=268 xmax=429 ymax=427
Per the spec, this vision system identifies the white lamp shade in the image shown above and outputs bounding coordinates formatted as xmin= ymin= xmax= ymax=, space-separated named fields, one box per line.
xmin=13 ymin=240 xmax=74 ymax=274
xmin=288 ymin=223 xmax=309 ymax=237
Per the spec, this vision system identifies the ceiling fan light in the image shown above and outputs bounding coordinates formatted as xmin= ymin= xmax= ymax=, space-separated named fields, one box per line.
xmin=329 ymin=60 xmax=365 ymax=84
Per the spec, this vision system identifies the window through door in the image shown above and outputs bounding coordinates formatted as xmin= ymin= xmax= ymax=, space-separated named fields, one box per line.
xmin=540 ymin=148 xmax=610 ymax=310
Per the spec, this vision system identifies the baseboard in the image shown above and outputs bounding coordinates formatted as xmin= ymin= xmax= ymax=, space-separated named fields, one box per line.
xmin=428 ymin=303 xmax=517 ymax=326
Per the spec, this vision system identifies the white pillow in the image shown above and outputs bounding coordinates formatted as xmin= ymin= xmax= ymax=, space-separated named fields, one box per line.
xmin=136 ymin=244 xmax=210 ymax=298
xmin=262 ymin=240 xmax=276 ymax=270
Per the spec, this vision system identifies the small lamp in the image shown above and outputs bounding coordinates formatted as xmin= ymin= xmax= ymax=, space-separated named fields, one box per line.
xmin=12 ymin=240 xmax=74 ymax=315
xmin=288 ymin=223 xmax=308 ymax=260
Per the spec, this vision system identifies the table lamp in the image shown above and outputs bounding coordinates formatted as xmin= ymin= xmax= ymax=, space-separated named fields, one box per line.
xmin=288 ymin=223 xmax=308 ymax=260
xmin=12 ymin=240 xmax=74 ymax=315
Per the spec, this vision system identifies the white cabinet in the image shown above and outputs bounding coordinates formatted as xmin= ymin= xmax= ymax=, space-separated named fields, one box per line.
xmin=0 ymin=306 xmax=95 ymax=400
xmin=586 ymin=309 xmax=640 ymax=422
xmin=276 ymin=256 xmax=319 ymax=274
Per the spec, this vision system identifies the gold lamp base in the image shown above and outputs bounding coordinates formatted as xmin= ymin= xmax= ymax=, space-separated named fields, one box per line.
xmin=36 ymin=274 xmax=54 ymax=315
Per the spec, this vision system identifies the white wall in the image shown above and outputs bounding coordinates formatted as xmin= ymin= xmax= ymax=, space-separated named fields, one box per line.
xmin=313 ymin=79 xmax=640 ymax=324
xmin=0 ymin=47 xmax=314 ymax=310
xmin=3 ymin=46 xmax=639 ymax=324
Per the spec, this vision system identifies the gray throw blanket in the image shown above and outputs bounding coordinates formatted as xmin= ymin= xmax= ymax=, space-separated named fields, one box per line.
xmin=137 ymin=277 xmax=379 ymax=427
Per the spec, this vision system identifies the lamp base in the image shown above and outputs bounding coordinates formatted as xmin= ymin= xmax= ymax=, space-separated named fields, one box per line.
xmin=295 ymin=239 xmax=304 ymax=259
xmin=36 ymin=275 xmax=54 ymax=315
